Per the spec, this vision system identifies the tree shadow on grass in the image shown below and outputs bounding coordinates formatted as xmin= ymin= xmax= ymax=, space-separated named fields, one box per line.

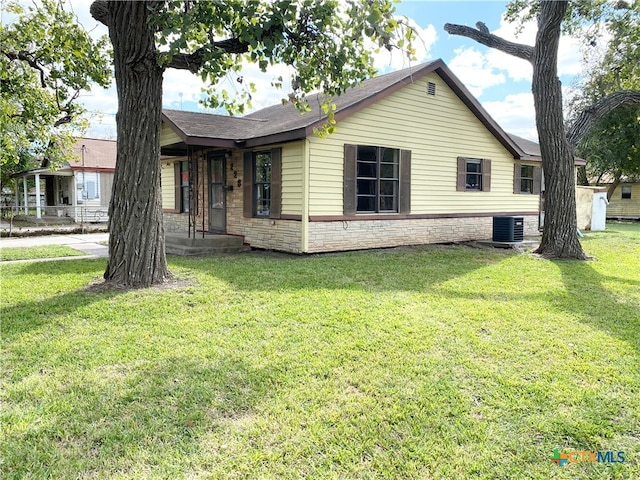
xmin=553 ymin=259 xmax=640 ymax=352
xmin=174 ymin=245 xmax=513 ymax=293
xmin=1 ymin=260 xmax=120 ymax=341
xmin=2 ymin=354 xmax=275 ymax=479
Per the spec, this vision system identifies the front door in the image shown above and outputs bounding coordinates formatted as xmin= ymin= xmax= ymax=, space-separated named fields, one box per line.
xmin=208 ymin=154 xmax=226 ymax=232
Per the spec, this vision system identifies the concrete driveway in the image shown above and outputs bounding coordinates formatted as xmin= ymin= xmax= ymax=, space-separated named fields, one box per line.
xmin=0 ymin=233 xmax=109 ymax=259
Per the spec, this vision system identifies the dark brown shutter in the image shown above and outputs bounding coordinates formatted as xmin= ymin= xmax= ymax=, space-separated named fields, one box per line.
xmin=513 ymin=164 xmax=521 ymax=194
xmin=243 ymin=151 xmax=253 ymax=218
xmin=399 ymin=149 xmax=411 ymax=214
xmin=343 ymin=144 xmax=357 ymax=215
xmin=269 ymin=148 xmax=282 ymax=219
xmin=533 ymin=165 xmax=542 ymax=194
xmin=456 ymin=157 xmax=466 ymax=191
xmin=482 ymin=158 xmax=491 ymax=192
xmin=174 ymin=162 xmax=181 ymax=211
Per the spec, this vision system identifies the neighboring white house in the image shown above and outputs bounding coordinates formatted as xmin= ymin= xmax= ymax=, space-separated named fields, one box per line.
xmin=12 ymin=138 xmax=116 ymax=223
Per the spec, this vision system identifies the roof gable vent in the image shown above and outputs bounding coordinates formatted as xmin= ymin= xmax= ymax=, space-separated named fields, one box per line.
xmin=427 ymin=82 xmax=436 ymax=96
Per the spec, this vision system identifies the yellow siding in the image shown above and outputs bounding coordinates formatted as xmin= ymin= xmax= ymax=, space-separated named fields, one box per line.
xmin=307 ymin=72 xmax=539 ymax=216
xmin=160 ymin=157 xmax=186 ymax=209
xmin=607 ymin=183 xmax=640 ymax=217
xmin=280 ymin=141 xmax=304 ymax=215
xmin=160 ymin=123 xmax=181 ymax=147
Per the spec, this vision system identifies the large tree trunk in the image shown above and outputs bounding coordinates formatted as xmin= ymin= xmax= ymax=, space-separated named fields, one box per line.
xmin=104 ymin=2 xmax=170 ymax=287
xmin=532 ymin=1 xmax=587 ymax=259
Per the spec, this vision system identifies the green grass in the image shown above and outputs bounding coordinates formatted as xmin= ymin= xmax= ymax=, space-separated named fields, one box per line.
xmin=0 ymin=245 xmax=86 ymax=261
xmin=1 ymin=222 xmax=639 ymax=479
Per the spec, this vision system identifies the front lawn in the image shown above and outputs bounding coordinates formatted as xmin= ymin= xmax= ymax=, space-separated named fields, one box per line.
xmin=1 ymin=223 xmax=639 ymax=479
xmin=0 ymin=245 xmax=85 ymax=262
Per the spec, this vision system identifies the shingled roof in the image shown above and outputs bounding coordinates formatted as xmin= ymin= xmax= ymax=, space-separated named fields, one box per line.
xmin=508 ymin=134 xmax=541 ymax=160
xmin=162 ymin=59 xmax=523 ymax=157
xmin=69 ymin=138 xmax=117 ymax=169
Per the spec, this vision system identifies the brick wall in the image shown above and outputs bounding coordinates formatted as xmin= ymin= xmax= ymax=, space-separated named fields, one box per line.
xmin=225 ymin=150 xmax=303 ymax=252
xmin=164 ymin=212 xmax=189 ymax=233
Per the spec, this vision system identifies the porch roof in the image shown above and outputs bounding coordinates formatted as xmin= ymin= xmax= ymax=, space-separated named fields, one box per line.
xmin=11 ymin=167 xmax=73 ymax=179
xmin=508 ymin=133 xmax=586 ymax=166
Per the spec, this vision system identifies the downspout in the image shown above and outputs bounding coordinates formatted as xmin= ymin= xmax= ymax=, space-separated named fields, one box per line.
xmin=302 ymin=138 xmax=311 ymax=253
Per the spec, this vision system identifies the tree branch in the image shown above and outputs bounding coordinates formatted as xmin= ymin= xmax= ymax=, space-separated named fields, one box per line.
xmin=166 ymin=38 xmax=250 ymax=72
xmin=2 ymin=50 xmax=47 ymax=88
xmin=444 ymin=22 xmax=534 ymax=62
xmin=53 ymin=114 xmax=73 ymax=127
xmin=566 ymin=91 xmax=640 ymax=150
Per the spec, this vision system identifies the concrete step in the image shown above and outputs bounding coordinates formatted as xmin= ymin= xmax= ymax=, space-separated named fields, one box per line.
xmin=165 ymin=233 xmax=249 ymax=255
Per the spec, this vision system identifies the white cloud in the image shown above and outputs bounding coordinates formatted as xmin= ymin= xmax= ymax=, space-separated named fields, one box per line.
xmin=482 ymin=93 xmax=537 ymax=141
xmin=448 ymin=47 xmax=506 ymax=97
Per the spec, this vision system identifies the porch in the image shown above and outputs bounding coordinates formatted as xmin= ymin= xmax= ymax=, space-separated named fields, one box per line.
xmin=165 ymin=233 xmax=249 ymax=255
xmin=10 ymin=167 xmax=110 ymax=224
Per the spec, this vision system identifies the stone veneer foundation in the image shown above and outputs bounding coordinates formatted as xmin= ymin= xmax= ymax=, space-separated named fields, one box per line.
xmin=162 ymin=212 xmax=538 ymax=254
xmin=306 ymin=215 xmax=539 ymax=254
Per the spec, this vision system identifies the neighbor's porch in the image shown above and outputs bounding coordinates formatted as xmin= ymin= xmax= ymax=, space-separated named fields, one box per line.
xmin=11 ymin=168 xmax=109 ymax=224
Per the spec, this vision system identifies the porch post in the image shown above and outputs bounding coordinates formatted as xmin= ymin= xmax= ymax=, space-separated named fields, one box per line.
xmin=14 ymin=178 xmax=19 ymax=211
xmin=35 ymin=173 xmax=42 ymax=219
xmin=22 ymin=177 xmax=28 ymax=214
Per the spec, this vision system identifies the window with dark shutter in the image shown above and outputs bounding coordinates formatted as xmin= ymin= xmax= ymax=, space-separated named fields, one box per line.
xmin=254 ymin=152 xmax=271 ymax=217
xmin=344 ymin=144 xmax=407 ymax=214
xmin=514 ymin=163 xmax=542 ymax=194
xmin=457 ymin=157 xmax=491 ymax=192
xmin=243 ymin=149 xmax=282 ymax=218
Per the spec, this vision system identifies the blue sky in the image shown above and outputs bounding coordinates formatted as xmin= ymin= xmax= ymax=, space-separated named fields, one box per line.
xmin=63 ymin=1 xmax=585 ymax=142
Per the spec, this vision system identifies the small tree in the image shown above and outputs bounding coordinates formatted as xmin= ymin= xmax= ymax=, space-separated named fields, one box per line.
xmin=0 ymin=0 xmax=111 ymax=187
xmin=445 ymin=0 xmax=640 ymax=259
xmin=90 ymin=0 xmax=413 ymax=288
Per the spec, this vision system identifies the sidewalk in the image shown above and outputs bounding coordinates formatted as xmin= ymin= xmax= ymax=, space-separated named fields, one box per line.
xmin=0 ymin=232 xmax=109 ymax=260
